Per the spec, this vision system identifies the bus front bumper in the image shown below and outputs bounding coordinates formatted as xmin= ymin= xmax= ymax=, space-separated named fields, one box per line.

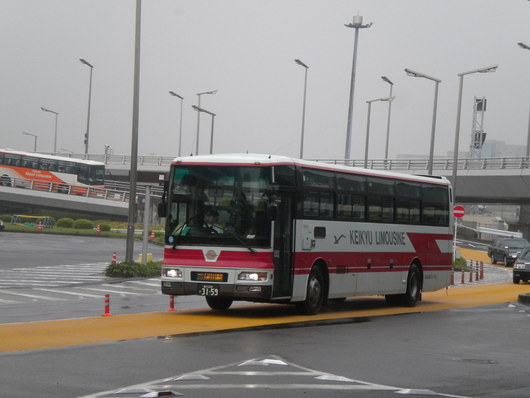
xmin=161 ymin=281 xmax=272 ymax=301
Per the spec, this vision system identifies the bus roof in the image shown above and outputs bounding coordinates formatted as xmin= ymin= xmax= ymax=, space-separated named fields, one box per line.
xmin=170 ymin=153 xmax=451 ymax=186
xmin=0 ymin=148 xmax=105 ymax=166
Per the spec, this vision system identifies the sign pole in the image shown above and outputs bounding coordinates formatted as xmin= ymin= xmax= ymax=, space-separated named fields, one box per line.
xmin=453 ymin=205 xmax=465 ymax=262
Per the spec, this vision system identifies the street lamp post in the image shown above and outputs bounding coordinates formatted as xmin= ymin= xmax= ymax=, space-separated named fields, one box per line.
xmin=364 ymin=97 xmax=393 ymax=168
xmin=80 ymin=58 xmax=94 ymax=154
xmin=381 ymin=76 xmax=393 ymax=161
xmin=40 ymin=107 xmax=59 ymax=153
xmin=21 ymin=131 xmax=38 ymax=152
xmin=195 ymin=90 xmax=217 ymax=155
xmin=169 ymin=91 xmax=184 ymax=157
xmin=192 ymin=105 xmax=216 ymax=154
xmin=344 ymin=15 xmax=372 ymax=160
xmin=452 ymin=65 xmax=498 ymax=198
xmin=518 ymin=43 xmax=530 ymax=157
xmin=404 ymin=68 xmax=441 ymax=175
xmin=125 ymin=0 xmax=142 ymax=262
xmin=295 ymin=59 xmax=309 ymax=159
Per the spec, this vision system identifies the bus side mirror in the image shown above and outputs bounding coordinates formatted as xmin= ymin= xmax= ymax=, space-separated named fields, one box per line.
xmin=157 ymin=201 xmax=167 ymax=218
xmin=267 ymin=204 xmax=277 ymax=221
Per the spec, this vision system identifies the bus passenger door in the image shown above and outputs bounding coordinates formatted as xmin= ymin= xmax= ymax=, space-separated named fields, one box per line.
xmin=272 ymin=192 xmax=294 ymax=298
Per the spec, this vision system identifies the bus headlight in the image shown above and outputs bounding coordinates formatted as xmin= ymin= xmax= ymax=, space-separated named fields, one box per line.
xmin=238 ymin=272 xmax=267 ymax=282
xmin=163 ymin=268 xmax=182 ymax=278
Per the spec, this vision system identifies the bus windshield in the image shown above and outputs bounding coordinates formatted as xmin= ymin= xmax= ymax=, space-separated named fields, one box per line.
xmin=166 ymin=165 xmax=272 ymax=248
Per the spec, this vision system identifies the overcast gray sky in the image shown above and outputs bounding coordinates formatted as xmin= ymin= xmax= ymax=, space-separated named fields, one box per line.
xmin=1 ymin=0 xmax=528 ymax=160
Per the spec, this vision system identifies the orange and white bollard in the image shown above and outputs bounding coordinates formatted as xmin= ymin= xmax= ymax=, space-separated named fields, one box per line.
xmin=150 ymin=230 xmax=155 ymax=241
xmin=111 ymin=252 xmax=117 ymax=265
xmin=96 ymin=224 xmax=100 ymax=236
xmin=168 ymin=295 xmax=176 ymax=312
xmin=37 ymin=221 xmax=43 ymax=232
xmin=461 ymin=266 xmax=465 ymax=284
xmin=469 ymin=261 xmax=473 ymax=283
xmin=102 ymin=294 xmax=112 ymax=316
xmin=450 ymin=268 xmax=455 ymax=285
xmin=475 ymin=261 xmax=479 ymax=281
xmin=480 ymin=261 xmax=484 ymax=280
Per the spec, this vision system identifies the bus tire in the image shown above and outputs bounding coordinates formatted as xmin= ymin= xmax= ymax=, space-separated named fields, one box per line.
xmin=402 ymin=264 xmax=421 ymax=307
xmin=296 ymin=266 xmax=325 ymax=315
xmin=205 ymin=296 xmax=233 ymax=311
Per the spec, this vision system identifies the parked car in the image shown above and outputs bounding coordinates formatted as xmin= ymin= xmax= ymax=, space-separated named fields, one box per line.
xmin=488 ymin=238 xmax=530 ymax=267
xmin=513 ymin=246 xmax=530 ymax=284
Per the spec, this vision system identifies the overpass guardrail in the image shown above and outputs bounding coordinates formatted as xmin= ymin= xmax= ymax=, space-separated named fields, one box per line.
xmin=53 ymin=153 xmax=530 ymax=172
xmin=1 ymin=176 xmax=162 ymax=203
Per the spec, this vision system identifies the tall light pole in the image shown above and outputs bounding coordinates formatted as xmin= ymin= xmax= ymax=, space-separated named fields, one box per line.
xmin=452 ymin=65 xmax=498 ymax=199
xmin=192 ymin=105 xmax=216 ymax=154
xmin=295 ymin=59 xmax=309 ymax=159
xmin=21 ymin=131 xmax=38 ymax=152
xmin=195 ymin=90 xmax=217 ymax=155
xmin=125 ymin=0 xmax=142 ymax=262
xmin=80 ymin=58 xmax=94 ymax=154
xmin=40 ymin=107 xmax=59 ymax=153
xmin=344 ymin=15 xmax=372 ymax=160
xmin=364 ymin=97 xmax=393 ymax=168
xmin=169 ymin=91 xmax=184 ymax=157
xmin=381 ymin=76 xmax=394 ymax=161
xmin=518 ymin=43 xmax=530 ymax=157
xmin=404 ymin=68 xmax=441 ymax=175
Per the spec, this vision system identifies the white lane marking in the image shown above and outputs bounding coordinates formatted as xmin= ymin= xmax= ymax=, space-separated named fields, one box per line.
xmin=81 ymin=287 xmax=145 ymax=296
xmin=0 ymin=290 xmax=63 ymax=301
xmin=79 ymin=354 xmax=472 ymax=398
xmin=34 ymin=288 xmax=102 ymax=298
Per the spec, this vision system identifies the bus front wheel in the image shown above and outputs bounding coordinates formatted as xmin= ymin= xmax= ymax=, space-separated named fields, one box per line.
xmin=296 ymin=266 xmax=325 ymax=315
xmin=206 ymin=296 xmax=233 ymax=311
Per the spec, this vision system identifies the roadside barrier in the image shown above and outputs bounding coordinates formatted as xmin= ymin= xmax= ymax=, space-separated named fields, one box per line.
xmin=111 ymin=252 xmax=117 ymax=264
xmin=150 ymin=230 xmax=155 ymax=241
xmin=102 ymin=294 xmax=112 ymax=316
xmin=458 ymin=260 xmax=485 ymax=285
xmin=137 ymin=253 xmax=153 ymax=263
xmin=168 ymin=295 xmax=176 ymax=312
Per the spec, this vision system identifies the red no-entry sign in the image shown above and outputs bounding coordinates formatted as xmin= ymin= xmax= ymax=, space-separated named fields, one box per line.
xmin=453 ymin=205 xmax=465 ymax=218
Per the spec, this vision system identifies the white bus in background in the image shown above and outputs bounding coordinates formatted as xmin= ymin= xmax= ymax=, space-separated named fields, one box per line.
xmin=0 ymin=148 xmax=105 ymax=194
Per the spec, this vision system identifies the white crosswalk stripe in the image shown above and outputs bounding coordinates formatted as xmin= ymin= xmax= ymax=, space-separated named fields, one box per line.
xmin=0 ymin=261 xmax=162 ymax=304
xmin=0 ymin=263 xmax=109 ymax=287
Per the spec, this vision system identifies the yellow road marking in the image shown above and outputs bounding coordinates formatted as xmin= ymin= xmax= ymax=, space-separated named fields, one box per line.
xmin=1 ymin=282 xmax=529 ymax=353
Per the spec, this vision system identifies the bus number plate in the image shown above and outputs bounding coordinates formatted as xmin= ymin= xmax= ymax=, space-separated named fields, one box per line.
xmin=198 ymin=284 xmax=219 ymax=296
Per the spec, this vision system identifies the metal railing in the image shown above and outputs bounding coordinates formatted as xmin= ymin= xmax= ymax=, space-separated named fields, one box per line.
xmin=1 ymin=176 xmax=162 ymax=202
xmin=308 ymin=157 xmax=530 ymax=171
xmin=56 ymin=153 xmax=530 ymax=172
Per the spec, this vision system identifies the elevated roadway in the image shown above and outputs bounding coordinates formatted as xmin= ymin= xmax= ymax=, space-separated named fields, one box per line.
xmin=61 ymin=153 xmax=530 ymax=204
xmin=3 ymin=153 xmax=530 ymax=217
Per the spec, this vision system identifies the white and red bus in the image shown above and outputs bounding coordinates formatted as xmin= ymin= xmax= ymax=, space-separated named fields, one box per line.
xmin=0 ymin=148 xmax=105 ymax=194
xmin=159 ymin=154 xmax=453 ymax=314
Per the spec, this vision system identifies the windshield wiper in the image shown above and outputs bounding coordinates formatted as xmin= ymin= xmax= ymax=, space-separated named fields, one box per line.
xmin=225 ymin=230 xmax=256 ymax=254
xmin=171 ymin=207 xmax=209 ymax=249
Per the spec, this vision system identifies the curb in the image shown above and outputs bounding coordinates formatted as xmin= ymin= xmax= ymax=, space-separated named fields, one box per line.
xmin=517 ymin=293 xmax=530 ymax=305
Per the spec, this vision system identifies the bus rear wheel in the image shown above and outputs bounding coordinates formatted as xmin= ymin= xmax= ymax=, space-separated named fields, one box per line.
xmin=385 ymin=264 xmax=421 ymax=307
xmin=206 ymin=296 xmax=233 ymax=310
xmin=296 ymin=266 xmax=325 ymax=315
